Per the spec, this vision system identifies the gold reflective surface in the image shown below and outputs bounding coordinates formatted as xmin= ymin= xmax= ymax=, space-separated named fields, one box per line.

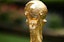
xmin=25 ymin=0 xmax=48 ymax=42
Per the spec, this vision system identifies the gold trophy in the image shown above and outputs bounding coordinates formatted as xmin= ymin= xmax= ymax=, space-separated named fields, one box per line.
xmin=25 ymin=0 xmax=48 ymax=42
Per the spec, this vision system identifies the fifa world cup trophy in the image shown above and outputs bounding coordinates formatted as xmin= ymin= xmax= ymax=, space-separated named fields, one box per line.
xmin=25 ymin=0 xmax=48 ymax=42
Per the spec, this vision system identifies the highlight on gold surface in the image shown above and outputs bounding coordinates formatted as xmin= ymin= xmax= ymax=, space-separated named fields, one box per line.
xmin=25 ymin=0 xmax=48 ymax=42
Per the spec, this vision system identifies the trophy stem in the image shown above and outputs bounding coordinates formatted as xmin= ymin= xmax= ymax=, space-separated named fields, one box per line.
xmin=29 ymin=20 xmax=43 ymax=42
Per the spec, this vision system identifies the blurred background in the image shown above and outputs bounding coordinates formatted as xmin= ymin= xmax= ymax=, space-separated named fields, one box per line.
xmin=0 ymin=0 xmax=64 ymax=42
